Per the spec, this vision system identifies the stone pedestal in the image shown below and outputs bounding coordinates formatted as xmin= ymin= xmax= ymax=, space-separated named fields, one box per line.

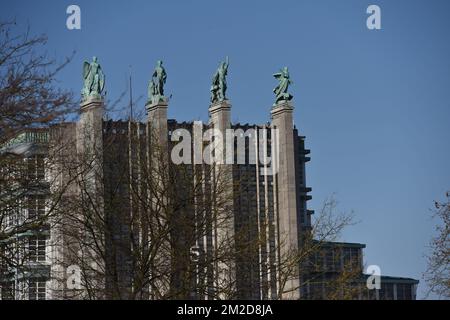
xmin=270 ymin=101 xmax=300 ymax=299
xmin=208 ymin=100 xmax=231 ymax=164
xmin=209 ymin=100 xmax=231 ymax=130
xmin=146 ymin=100 xmax=168 ymax=149
xmin=79 ymin=97 xmax=104 ymax=141
xmin=77 ymin=97 xmax=104 ymax=166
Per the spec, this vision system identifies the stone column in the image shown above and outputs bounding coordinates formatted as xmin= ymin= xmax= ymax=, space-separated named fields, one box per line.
xmin=77 ymin=97 xmax=104 ymax=212
xmin=75 ymin=96 xmax=105 ymax=298
xmin=208 ymin=100 xmax=235 ymax=299
xmin=270 ymin=101 xmax=300 ymax=299
xmin=145 ymin=100 xmax=170 ymax=298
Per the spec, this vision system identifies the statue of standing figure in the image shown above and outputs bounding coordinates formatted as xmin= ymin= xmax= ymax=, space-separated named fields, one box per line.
xmin=82 ymin=56 xmax=105 ymax=100
xmin=273 ymin=67 xmax=293 ymax=106
xmin=148 ymin=60 xmax=167 ymax=104
xmin=210 ymin=56 xmax=229 ymax=104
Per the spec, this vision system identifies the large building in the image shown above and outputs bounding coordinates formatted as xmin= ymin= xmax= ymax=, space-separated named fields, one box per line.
xmin=0 ymin=60 xmax=418 ymax=300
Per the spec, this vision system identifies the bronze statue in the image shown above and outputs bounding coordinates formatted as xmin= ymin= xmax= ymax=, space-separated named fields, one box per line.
xmin=148 ymin=60 xmax=167 ymax=104
xmin=82 ymin=56 xmax=105 ymax=100
xmin=273 ymin=67 xmax=293 ymax=105
xmin=211 ymin=56 xmax=229 ymax=103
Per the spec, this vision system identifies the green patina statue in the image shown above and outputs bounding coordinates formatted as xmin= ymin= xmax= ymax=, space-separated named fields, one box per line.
xmin=82 ymin=56 xmax=105 ymax=100
xmin=273 ymin=67 xmax=293 ymax=106
xmin=210 ymin=56 xmax=229 ymax=104
xmin=148 ymin=60 xmax=167 ymax=104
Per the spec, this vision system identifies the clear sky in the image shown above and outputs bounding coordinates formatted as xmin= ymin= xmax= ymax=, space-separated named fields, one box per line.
xmin=1 ymin=0 xmax=449 ymax=299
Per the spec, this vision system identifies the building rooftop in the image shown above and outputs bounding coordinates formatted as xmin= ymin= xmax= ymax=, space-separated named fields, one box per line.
xmin=315 ymin=240 xmax=367 ymax=249
xmin=362 ymin=274 xmax=419 ymax=284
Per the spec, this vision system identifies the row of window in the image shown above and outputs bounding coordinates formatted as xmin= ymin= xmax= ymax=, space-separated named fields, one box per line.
xmin=379 ymin=283 xmax=413 ymax=300
xmin=27 ymin=155 xmax=45 ymax=180
xmin=311 ymin=247 xmax=362 ymax=272
xmin=28 ymin=195 xmax=46 ymax=220
xmin=0 ymin=280 xmax=47 ymax=300
xmin=0 ymin=155 xmax=46 ymax=181
xmin=2 ymin=195 xmax=46 ymax=228
xmin=301 ymin=281 xmax=415 ymax=300
xmin=0 ymin=236 xmax=47 ymax=264
xmin=29 ymin=280 xmax=47 ymax=300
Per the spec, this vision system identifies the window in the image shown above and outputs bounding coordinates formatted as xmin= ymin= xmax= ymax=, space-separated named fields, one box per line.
xmin=404 ymin=285 xmax=412 ymax=300
xmin=368 ymin=287 xmax=377 ymax=300
xmin=1 ymin=282 xmax=15 ymax=300
xmin=325 ymin=249 xmax=334 ymax=271
xmin=28 ymin=236 xmax=46 ymax=263
xmin=4 ymin=199 xmax=20 ymax=227
xmin=309 ymin=281 xmax=324 ymax=300
xmin=343 ymin=248 xmax=352 ymax=267
xmin=396 ymin=284 xmax=412 ymax=300
xmin=28 ymin=280 xmax=46 ymax=300
xmin=299 ymin=202 xmax=305 ymax=223
xmin=343 ymin=247 xmax=361 ymax=271
xmin=352 ymin=248 xmax=361 ymax=268
xmin=379 ymin=283 xmax=394 ymax=300
xmin=28 ymin=196 xmax=45 ymax=220
xmin=27 ymin=155 xmax=45 ymax=180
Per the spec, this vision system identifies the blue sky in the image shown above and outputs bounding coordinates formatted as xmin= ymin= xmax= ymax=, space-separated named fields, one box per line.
xmin=2 ymin=0 xmax=449 ymax=299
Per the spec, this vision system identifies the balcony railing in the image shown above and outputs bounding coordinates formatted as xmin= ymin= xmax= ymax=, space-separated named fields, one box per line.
xmin=1 ymin=131 xmax=49 ymax=149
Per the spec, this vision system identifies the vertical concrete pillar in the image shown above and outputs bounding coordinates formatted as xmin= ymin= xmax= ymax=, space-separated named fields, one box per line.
xmin=145 ymin=100 xmax=169 ymax=298
xmin=208 ymin=100 xmax=235 ymax=299
xmin=270 ymin=100 xmax=300 ymax=299
xmin=147 ymin=100 xmax=168 ymax=151
xmin=77 ymin=97 xmax=104 ymax=174
xmin=76 ymin=96 xmax=104 ymax=213
xmin=75 ymin=96 xmax=105 ymax=298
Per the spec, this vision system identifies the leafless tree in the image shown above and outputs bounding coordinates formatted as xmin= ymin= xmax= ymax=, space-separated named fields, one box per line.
xmin=424 ymin=191 xmax=450 ymax=299
xmin=0 ymin=21 xmax=75 ymax=296
xmin=47 ymin=122 xmax=239 ymax=300
xmin=0 ymin=21 xmax=75 ymax=144
xmin=275 ymin=196 xmax=361 ymax=300
xmin=43 ymin=119 xmax=362 ymax=301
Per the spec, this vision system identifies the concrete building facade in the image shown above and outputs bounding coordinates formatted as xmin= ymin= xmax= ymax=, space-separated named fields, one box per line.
xmin=0 ymin=73 xmax=418 ymax=300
